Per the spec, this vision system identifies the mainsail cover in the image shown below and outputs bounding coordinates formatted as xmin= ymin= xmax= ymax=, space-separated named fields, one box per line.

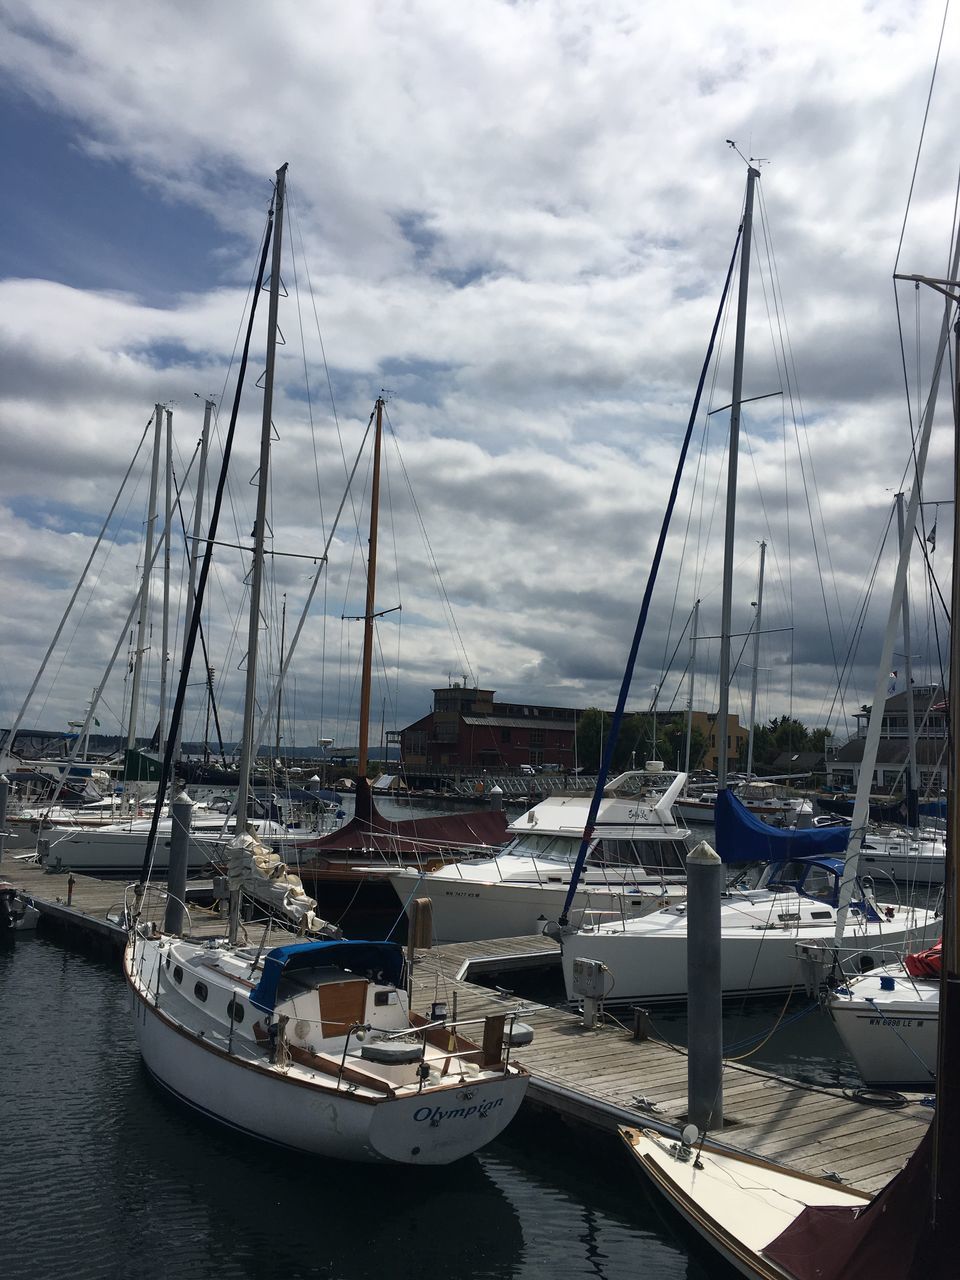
xmin=715 ymin=789 xmax=850 ymax=863
xmin=226 ymin=832 xmax=339 ymax=936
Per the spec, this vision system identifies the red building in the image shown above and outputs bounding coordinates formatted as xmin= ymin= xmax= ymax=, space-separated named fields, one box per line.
xmin=398 ymin=683 xmax=582 ymax=774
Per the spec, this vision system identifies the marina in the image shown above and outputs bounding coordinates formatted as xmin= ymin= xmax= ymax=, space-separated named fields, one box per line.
xmin=9 ymin=858 xmax=933 ymax=1194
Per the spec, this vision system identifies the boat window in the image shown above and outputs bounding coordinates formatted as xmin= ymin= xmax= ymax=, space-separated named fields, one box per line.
xmin=506 ymin=834 xmax=579 ymax=861
xmin=799 ymin=864 xmax=837 ymax=903
xmin=227 ymin=998 xmax=244 ymax=1024
xmin=194 ymin=982 xmax=208 ymax=1002
xmin=173 ymin=965 xmax=183 ymax=984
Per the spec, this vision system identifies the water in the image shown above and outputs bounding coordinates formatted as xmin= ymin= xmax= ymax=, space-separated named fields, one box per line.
xmin=1 ymin=936 xmax=714 ymax=1280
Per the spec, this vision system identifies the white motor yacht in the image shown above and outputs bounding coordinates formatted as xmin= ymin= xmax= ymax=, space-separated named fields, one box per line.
xmin=387 ymin=765 xmax=692 ymax=943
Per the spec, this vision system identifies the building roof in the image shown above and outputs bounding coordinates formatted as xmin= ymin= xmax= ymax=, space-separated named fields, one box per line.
xmin=832 ymin=738 xmax=947 ymax=766
xmin=461 ymin=715 xmax=577 ymax=731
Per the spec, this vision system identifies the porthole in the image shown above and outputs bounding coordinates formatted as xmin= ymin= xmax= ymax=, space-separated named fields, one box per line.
xmin=227 ymin=998 xmax=245 ymax=1024
xmin=194 ymin=981 xmax=208 ymax=1002
xmin=173 ymin=965 xmax=183 ymax=984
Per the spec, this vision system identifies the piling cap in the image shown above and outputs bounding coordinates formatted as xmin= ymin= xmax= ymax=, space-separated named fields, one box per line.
xmin=490 ymin=784 xmax=503 ymax=794
xmin=173 ymin=789 xmax=194 ymax=805
xmin=686 ymin=839 xmax=721 ymax=865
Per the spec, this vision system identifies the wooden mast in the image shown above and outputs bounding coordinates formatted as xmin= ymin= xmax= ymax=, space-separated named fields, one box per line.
xmin=355 ymin=395 xmax=384 ymax=823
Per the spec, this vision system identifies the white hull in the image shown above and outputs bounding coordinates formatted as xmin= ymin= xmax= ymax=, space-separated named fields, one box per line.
xmin=829 ymin=970 xmax=939 ymax=1088
xmin=561 ymin=910 xmax=940 ymax=1005
xmin=388 ymin=870 xmax=679 ymax=943
xmin=44 ymin=827 xmax=225 ymax=875
xmin=125 ymin=931 xmax=528 ymax=1165
xmin=858 ymin=844 xmax=944 ymax=886
xmin=132 ymin=993 xmax=526 ymax=1163
xmin=42 ymin=819 xmax=319 ymax=876
xmin=621 ymin=1127 xmax=871 ymax=1279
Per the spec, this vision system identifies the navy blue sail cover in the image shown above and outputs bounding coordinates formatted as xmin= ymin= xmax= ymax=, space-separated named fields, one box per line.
xmin=714 ymin=789 xmax=850 ymax=863
xmin=250 ymin=940 xmax=406 ymax=1012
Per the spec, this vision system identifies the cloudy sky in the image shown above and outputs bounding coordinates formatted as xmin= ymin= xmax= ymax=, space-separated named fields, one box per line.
xmin=1 ymin=0 xmax=958 ymax=760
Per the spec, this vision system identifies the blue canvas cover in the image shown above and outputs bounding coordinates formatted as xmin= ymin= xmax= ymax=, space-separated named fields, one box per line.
xmin=250 ymin=939 xmax=406 ymax=1013
xmin=715 ymin=789 xmax=850 ymax=863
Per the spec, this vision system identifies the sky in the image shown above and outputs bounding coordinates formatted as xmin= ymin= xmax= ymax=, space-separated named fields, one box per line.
xmin=1 ymin=0 xmax=959 ymax=760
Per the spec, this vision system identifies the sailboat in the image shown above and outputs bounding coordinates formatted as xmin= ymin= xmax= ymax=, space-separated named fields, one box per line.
xmin=615 ymin=184 xmax=960 ymax=1279
xmin=123 ymin=165 xmax=529 ymax=1164
xmin=550 ymin=166 xmax=939 ymax=1008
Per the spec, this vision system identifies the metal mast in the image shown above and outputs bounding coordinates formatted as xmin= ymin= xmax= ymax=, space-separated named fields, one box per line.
xmin=230 ymin=163 xmax=287 ymax=942
xmin=126 ymin=403 xmax=164 ymax=756
xmin=715 ymin=166 xmax=759 ymax=790
xmin=745 ymin=539 xmax=766 ymax=777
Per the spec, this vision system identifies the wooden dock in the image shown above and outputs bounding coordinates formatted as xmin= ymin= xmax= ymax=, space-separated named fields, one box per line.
xmin=8 ymin=858 xmax=932 ymax=1193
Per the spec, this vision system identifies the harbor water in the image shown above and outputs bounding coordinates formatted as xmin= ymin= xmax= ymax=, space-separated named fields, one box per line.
xmin=1 ymin=937 xmax=714 ymax=1280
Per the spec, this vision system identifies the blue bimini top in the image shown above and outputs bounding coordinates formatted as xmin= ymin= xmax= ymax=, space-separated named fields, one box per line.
xmin=715 ymin=788 xmax=850 ymax=863
xmin=249 ymin=939 xmax=406 ymax=1013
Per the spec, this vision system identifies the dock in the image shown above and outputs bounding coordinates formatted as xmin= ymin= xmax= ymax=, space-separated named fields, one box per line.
xmin=9 ymin=858 xmax=931 ymax=1193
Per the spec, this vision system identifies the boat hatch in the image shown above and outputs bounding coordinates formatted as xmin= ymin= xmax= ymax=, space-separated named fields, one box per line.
xmin=250 ymin=940 xmax=405 ymax=1013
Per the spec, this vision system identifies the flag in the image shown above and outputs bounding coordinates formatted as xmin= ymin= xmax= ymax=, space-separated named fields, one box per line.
xmin=927 ymin=523 xmax=937 ymax=551
xmin=887 ymin=671 xmax=899 ymax=696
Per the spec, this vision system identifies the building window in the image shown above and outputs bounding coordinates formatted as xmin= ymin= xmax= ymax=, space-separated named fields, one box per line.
xmin=530 ymin=750 xmax=543 ymax=767
xmin=501 ymin=728 xmax=511 ymax=743
xmin=530 ymin=728 xmax=545 ymax=747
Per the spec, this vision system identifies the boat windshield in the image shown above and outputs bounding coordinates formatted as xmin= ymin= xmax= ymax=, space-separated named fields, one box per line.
xmin=588 ymin=838 xmax=689 ymax=873
xmin=502 ymin=834 xmax=582 ymax=861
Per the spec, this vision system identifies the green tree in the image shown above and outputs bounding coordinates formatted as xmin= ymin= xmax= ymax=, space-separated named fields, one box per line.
xmin=660 ymin=715 xmax=709 ymax=770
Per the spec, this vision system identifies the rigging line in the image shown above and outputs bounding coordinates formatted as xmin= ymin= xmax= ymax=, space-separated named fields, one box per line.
xmin=285 ymin=184 xmax=367 ymax=563
xmin=914 ymin=524 xmax=951 ymax=624
xmin=384 ymin=407 xmax=478 ymax=687
xmin=285 ymin=185 xmax=326 ymax=540
xmin=171 ymin=460 xmax=229 ymax=766
xmin=137 ymin=180 xmax=276 ymax=888
xmin=756 ymin=190 xmax=845 ymax=700
xmin=893 ymin=0 xmax=950 ymax=272
xmin=35 ymin=435 xmax=158 ymax=730
xmin=558 ymin=219 xmax=743 ymax=927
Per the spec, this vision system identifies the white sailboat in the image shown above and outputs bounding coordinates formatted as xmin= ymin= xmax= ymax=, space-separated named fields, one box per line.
xmin=385 ymin=765 xmax=692 ymax=942
xmin=553 ymin=166 xmax=939 ymax=1008
xmin=827 ymin=949 xmax=940 ymax=1089
xmin=616 ymin=146 xmax=960 ymax=1279
xmin=123 ymin=165 xmax=530 ymax=1164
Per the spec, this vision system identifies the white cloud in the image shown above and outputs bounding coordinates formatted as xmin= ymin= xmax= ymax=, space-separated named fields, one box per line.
xmin=0 ymin=0 xmax=957 ymax=753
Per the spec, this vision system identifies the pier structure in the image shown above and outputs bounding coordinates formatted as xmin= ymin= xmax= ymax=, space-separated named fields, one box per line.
xmin=10 ymin=859 xmax=931 ymax=1193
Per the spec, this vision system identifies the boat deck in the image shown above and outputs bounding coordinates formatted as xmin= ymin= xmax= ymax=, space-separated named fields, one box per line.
xmin=8 ymin=859 xmax=933 ymax=1193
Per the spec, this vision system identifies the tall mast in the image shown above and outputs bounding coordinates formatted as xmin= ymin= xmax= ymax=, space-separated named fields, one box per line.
xmin=928 ymin=314 xmax=960 ymax=1252
xmin=716 ymin=166 xmax=759 ymax=791
xmin=173 ymin=397 xmax=214 ymax=766
xmin=157 ymin=407 xmax=173 ymax=764
xmin=126 ymin=403 xmax=164 ymax=757
xmin=895 ymin=491 xmax=920 ymax=826
xmin=357 ymin=396 xmax=385 ymax=784
xmin=231 ymin=163 xmax=287 ymax=942
xmin=275 ymin=593 xmax=287 ymax=762
xmin=745 ymin=539 xmax=766 ymax=777
xmin=683 ymin=599 xmax=700 ymax=778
